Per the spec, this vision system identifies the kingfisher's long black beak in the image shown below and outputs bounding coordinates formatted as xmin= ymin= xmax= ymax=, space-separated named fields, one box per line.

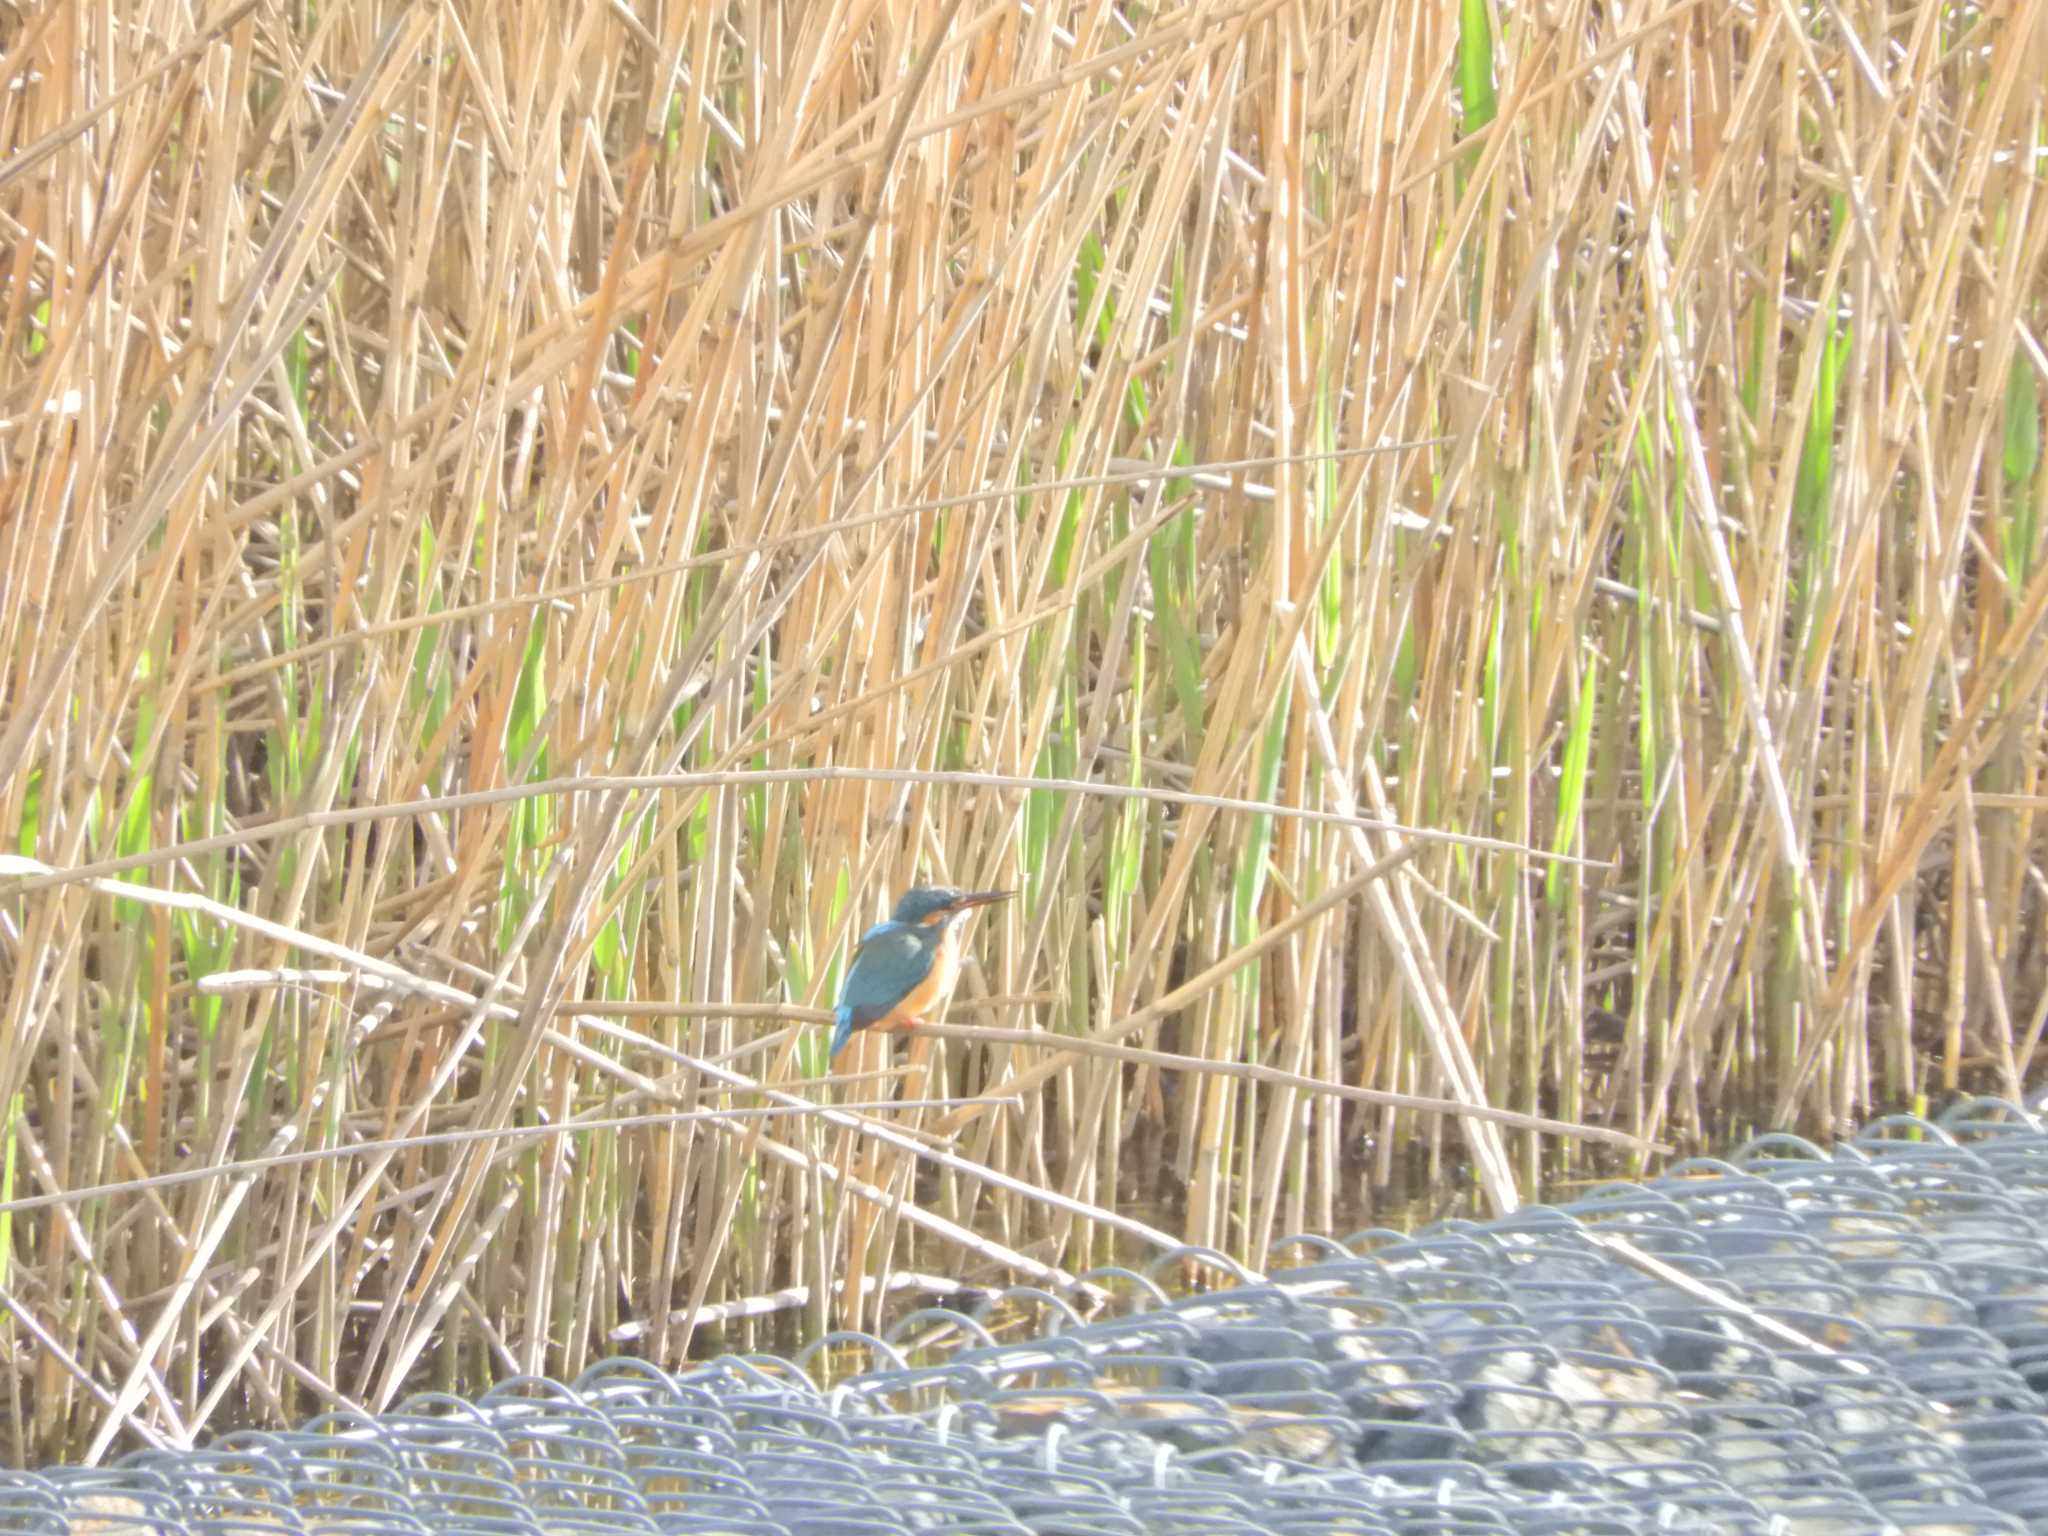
xmin=951 ymin=889 xmax=1013 ymax=912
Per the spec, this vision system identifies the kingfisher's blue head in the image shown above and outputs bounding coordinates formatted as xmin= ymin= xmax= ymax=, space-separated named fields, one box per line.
xmin=890 ymin=886 xmax=1011 ymax=927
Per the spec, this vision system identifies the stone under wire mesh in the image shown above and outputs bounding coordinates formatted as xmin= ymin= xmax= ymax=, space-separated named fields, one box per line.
xmin=9 ymin=1102 xmax=2048 ymax=1535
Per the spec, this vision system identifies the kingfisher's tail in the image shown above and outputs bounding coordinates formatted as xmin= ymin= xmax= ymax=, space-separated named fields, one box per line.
xmin=829 ymin=1006 xmax=855 ymax=1058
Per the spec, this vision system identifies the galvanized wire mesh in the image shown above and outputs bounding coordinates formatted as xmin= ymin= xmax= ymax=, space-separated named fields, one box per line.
xmin=11 ymin=1102 xmax=2048 ymax=1535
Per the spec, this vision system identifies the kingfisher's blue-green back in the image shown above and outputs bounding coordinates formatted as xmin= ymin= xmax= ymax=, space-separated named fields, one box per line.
xmin=830 ymin=922 xmax=939 ymax=1054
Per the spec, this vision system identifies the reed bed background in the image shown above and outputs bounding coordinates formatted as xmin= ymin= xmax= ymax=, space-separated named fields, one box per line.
xmin=2 ymin=0 xmax=2046 ymax=1462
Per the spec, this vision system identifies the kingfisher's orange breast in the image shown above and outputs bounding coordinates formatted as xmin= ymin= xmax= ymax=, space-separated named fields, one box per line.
xmin=880 ymin=921 xmax=965 ymax=1030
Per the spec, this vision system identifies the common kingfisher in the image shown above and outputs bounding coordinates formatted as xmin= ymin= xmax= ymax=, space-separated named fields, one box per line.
xmin=830 ymin=887 xmax=1013 ymax=1057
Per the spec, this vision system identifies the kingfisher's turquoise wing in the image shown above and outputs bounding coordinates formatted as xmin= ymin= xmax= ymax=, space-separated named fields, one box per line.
xmin=837 ymin=923 xmax=936 ymax=1032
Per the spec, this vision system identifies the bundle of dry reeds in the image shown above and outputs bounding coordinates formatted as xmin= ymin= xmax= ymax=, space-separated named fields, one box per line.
xmin=1 ymin=0 xmax=2044 ymax=1460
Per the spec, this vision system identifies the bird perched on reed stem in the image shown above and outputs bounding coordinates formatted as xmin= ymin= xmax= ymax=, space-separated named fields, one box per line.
xmin=830 ymin=886 xmax=1012 ymax=1057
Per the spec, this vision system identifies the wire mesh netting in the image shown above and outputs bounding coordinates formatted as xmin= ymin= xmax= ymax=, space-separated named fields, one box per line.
xmin=11 ymin=1103 xmax=2048 ymax=1535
